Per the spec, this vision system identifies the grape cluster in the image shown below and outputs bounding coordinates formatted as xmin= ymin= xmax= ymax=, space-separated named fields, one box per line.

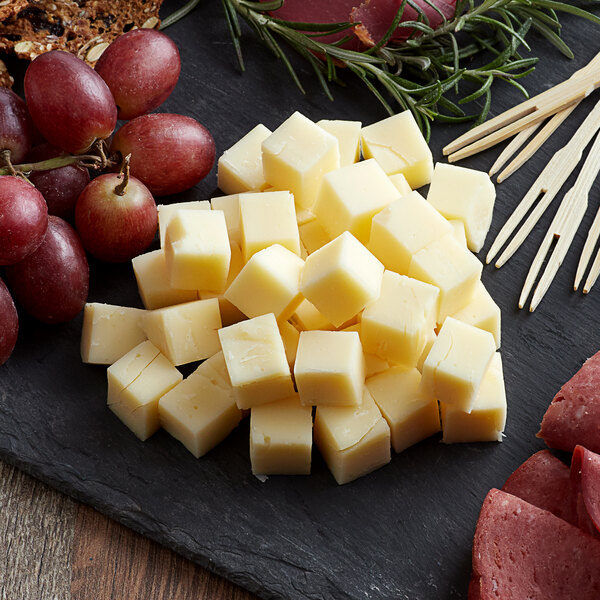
xmin=0 ymin=29 xmax=216 ymax=365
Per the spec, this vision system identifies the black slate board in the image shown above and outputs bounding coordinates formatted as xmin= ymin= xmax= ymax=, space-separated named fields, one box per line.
xmin=3 ymin=3 xmax=600 ymax=599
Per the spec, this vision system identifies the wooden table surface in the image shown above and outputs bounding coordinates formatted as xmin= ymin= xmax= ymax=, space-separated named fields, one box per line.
xmin=0 ymin=460 xmax=257 ymax=599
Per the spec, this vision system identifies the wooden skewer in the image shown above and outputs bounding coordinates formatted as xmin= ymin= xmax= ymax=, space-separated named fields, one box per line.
xmin=488 ymin=124 xmax=539 ymax=177
xmin=575 ymin=204 xmax=600 ymax=291
xmin=583 ymin=247 xmax=600 ymax=293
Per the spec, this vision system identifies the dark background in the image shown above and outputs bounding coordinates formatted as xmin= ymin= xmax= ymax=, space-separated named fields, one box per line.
xmin=2 ymin=2 xmax=600 ymax=599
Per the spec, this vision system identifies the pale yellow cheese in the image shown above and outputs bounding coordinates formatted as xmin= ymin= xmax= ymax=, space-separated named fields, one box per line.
xmin=278 ymin=320 xmax=300 ymax=369
xmin=225 ymin=244 xmax=304 ymax=321
xmin=368 ymin=190 xmax=452 ymax=276
xmin=132 ymin=249 xmax=198 ymax=310
xmin=299 ymin=218 xmax=331 ymax=255
xmin=441 ymin=353 xmax=506 ymax=443
xmin=296 ymin=209 xmax=316 ymax=227
xmin=211 ymin=194 xmax=242 ymax=245
xmin=158 ymin=351 xmax=243 ymax=458
xmin=239 ymin=191 xmax=300 ymax=261
xmin=294 ymin=330 xmax=365 ymax=407
xmin=317 ymin=119 xmax=361 ymax=167
xmin=416 ymin=330 xmax=436 ymax=373
xmin=388 ymin=173 xmax=412 ymax=196
xmin=366 ymin=366 xmax=440 ymax=453
xmin=360 ymin=111 xmax=433 ymax=188
xmin=364 ymin=353 xmax=390 ymax=378
xmin=164 ymin=210 xmax=231 ymax=292
xmin=107 ymin=340 xmax=182 ymax=441
xmin=158 ymin=201 xmax=210 ymax=247
xmin=250 ymin=395 xmax=313 ymax=475
xmin=421 ymin=317 xmax=496 ymax=413
xmin=81 ymin=303 xmax=146 ymax=365
xmin=218 ymin=313 xmax=295 ymax=409
xmin=451 ymin=280 xmax=501 ymax=349
xmin=289 ymin=299 xmax=335 ymax=332
xmin=300 ymin=231 xmax=384 ymax=328
xmin=427 ymin=163 xmax=496 ymax=253
xmin=218 ymin=124 xmax=272 ymax=194
xmin=361 ymin=271 xmax=439 ymax=367
xmin=449 ymin=219 xmax=468 ymax=247
xmin=142 ymin=298 xmax=222 ymax=366
xmin=314 ymin=388 xmax=391 ymax=485
xmin=313 ymin=158 xmax=400 ymax=244
xmin=409 ymin=234 xmax=482 ymax=321
xmin=261 ymin=111 xmax=340 ymax=209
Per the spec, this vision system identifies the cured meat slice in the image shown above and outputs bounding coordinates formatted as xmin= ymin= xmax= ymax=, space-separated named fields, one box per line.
xmin=571 ymin=445 xmax=600 ymax=537
xmin=470 ymin=489 xmax=600 ymax=600
xmin=538 ymin=350 xmax=600 ymax=454
xmin=501 ymin=449 xmax=575 ymax=524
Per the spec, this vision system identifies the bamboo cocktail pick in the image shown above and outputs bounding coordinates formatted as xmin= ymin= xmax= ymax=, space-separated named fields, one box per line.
xmin=574 ymin=203 xmax=600 ymax=294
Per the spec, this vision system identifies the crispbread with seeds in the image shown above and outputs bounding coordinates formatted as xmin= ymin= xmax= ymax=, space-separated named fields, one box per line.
xmin=0 ymin=58 xmax=13 ymax=87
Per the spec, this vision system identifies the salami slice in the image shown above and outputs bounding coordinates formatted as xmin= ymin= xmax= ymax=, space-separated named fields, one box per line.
xmin=571 ymin=445 xmax=600 ymax=537
xmin=501 ymin=449 xmax=575 ymax=524
xmin=470 ymin=489 xmax=600 ymax=600
xmin=538 ymin=350 xmax=600 ymax=454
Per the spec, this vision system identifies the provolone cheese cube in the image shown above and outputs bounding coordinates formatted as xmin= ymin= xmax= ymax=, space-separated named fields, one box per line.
xmin=81 ymin=303 xmax=146 ymax=365
xmin=261 ymin=111 xmax=340 ymax=209
xmin=409 ymin=234 xmax=482 ymax=321
xmin=218 ymin=313 xmax=295 ymax=409
xmin=451 ymin=281 xmax=501 ymax=349
xmin=132 ymin=249 xmax=197 ymax=310
xmin=421 ymin=317 xmax=496 ymax=413
xmin=314 ymin=388 xmax=391 ymax=485
xmin=449 ymin=219 xmax=468 ymax=247
xmin=361 ymin=271 xmax=439 ymax=366
xmin=364 ymin=353 xmax=389 ymax=378
xmin=142 ymin=298 xmax=222 ymax=366
xmin=279 ymin=321 xmax=300 ymax=368
xmin=300 ymin=231 xmax=384 ymax=328
xmin=296 ymin=209 xmax=316 ymax=227
xmin=239 ymin=191 xmax=300 ymax=261
xmin=211 ymin=194 xmax=241 ymax=245
xmin=368 ymin=191 xmax=452 ymax=276
xmin=107 ymin=340 xmax=182 ymax=441
xmin=441 ymin=353 xmax=506 ymax=443
xmin=158 ymin=351 xmax=243 ymax=457
xmin=361 ymin=111 xmax=433 ymax=188
xmin=388 ymin=173 xmax=412 ymax=196
xmin=289 ymin=299 xmax=335 ymax=332
xmin=158 ymin=201 xmax=210 ymax=247
xmin=366 ymin=366 xmax=440 ymax=453
xmin=250 ymin=395 xmax=313 ymax=475
xmin=225 ymin=244 xmax=304 ymax=321
xmin=299 ymin=218 xmax=331 ymax=255
xmin=294 ymin=330 xmax=365 ymax=407
xmin=164 ymin=210 xmax=231 ymax=292
xmin=427 ymin=163 xmax=496 ymax=253
xmin=218 ymin=124 xmax=272 ymax=194
xmin=316 ymin=119 xmax=361 ymax=167
xmin=313 ymin=158 xmax=400 ymax=243
xmin=416 ymin=330 xmax=436 ymax=373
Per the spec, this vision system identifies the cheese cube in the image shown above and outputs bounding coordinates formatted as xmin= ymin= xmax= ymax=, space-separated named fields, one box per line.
xmin=225 ymin=244 xmax=304 ymax=321
xmin=416 ymin=330 xmax=436 ymax=373
xmin=364 ymin=353 xmax=389 ymax=378
xmin=132 ymin=249 xmax=198 ymax=310
xmin=294 ymin=330 xmax=365 ymax=407
xmin=421 ymin=317 xmax=496 ymax=413
xmin=81 ymin=303 xmax=146 ymax=365
xmin=366 ymin=366 xmax=440 ymax=453
xmin=296 ymin=209 xmax=316 ymax=227
xmin=368 ymin=191 xmax=452 ymax=276
xmin=409 ymin=234 xmax=482 ymax=321
xmin=142 ymin=298 xmax=222 ymax=366
xmin=300 ymin=231 xmax=384 ymax=327
xmin=314 ymin=388 xmax=391 ymax=485
xmin=164 ymin=210 xmax=231 ymax=292
xmin=449 ymin=219 xmax=468 ymax=247
xmin=107 ymin=340 xmax=182 ymax=441
xmin=441 ymin=353 xmax=506 ymax=443
xmin=289 ymin=299 xmax=335 ymax=332
xmin=250 ymin=395 xmax=313 ymax=475
xmin=360 ymin=111 xmax=433 ymax=188
xmin=388 ymin=173 xmax=412 ymax=196
xmin=361 ymin=271 xmax=439 ymax=367
xmin=261 ymin=111 xmax=340 ymax=209
xmin=158 ymin=351 xmax=243 ymax=457
xmin=218 ymin=124 xmax=272 ymax=194
xmin=239 ymin=191 xmax=300 ymax=261
xmin=316 ymin=119 xmax=361 ymax=167
xmin=211 ymin=194 xmax=241 ymax=245
xmin=299 ymin=218 xmax=331 ymax=255
xmin=313 ymin=158 xmax=400 ymax=243
xmin=278 ymin=320 xmax=300 ymax=368
xmin=451 ymin=281 xmax=501 ymax=349
xmin=218 ymin=313 xmax=295 ymax=409
xmin=158 ymin=201 xmax=210 ymax=247
xmin=427 ymin=163 xmax=496 ymax=253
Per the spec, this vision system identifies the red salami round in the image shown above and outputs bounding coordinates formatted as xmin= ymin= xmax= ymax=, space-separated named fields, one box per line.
xmin=571 ymin=445 xmax=600 ymax=537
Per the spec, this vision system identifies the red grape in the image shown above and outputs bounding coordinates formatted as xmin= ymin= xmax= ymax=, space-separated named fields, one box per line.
xmin=27 ymin=144 xmax=90 ymax=221
xmin=110 ymin=113 xmax=215 ymax=196
xmin=75 ymin=172 xmax=157 ymax=263
xmin=24 ymin=51 xmax=117 ymax=154
xmin=5 ymin=216 xmax=89 ymax=324
xmin=95 ymin=29 xmax=181 ymax=120
xmin=0 ymin=176 xmax=48 ymax=265
xmin=0 ymin=277 xmax=18 ymax=366
xmin=0 ymin=88 xmax=38 ymax=163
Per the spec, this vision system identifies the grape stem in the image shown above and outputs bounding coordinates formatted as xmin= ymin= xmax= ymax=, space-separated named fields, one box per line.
xmin=0 ymin=153 xmax=117 ymax=177
xmin=114 ymin=154 xmax=131 ymax=196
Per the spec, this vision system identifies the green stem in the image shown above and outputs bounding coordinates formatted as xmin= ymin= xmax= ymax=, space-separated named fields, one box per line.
xmin=0 ymin=154 xmax=110 ymax=177
xmin=160 ymin=0 xmax=203 ymax=29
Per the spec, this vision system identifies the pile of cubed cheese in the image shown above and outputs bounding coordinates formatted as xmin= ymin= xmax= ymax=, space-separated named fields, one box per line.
xmin=80 ymin=110 xmax=506 ymax=485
